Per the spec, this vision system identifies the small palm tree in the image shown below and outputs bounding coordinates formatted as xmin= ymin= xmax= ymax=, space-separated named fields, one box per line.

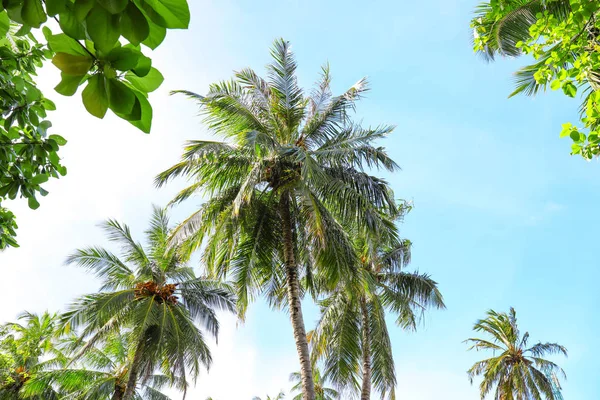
xmin=310 ymin=226 xmax=444 ymax=399
xmin=465 ymin=308 xmax=567 ymax=400
xmin=0 ymin=312 xmax=66 ymax=399
xmin=61 ymin=207 xmax=236 ymax=399
xmin=253 ymin=392 xmax=286 ymax=400
xmin=290 ymin=368 xmax=338 ymax=400
xmin=156 ymin=39 xmax=398 ymax=399
xmin=24 ymin=331 xmax=179 ymax=400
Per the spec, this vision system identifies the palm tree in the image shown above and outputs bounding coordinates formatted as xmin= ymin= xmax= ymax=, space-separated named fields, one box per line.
xmin=24 ymin=331 xmax=179 ymax=400
xmin=61 ymin=206 xmax=236 ymax=400
xmin=465 ymin=308 xmax=567 ymax=400
xmin=310 ymin=228 xmax=445 ymax=399
xmin=253 ymin=392 xmax=286 ymax=400
xmin=155 ymin=39 xmax=399 ymax=399
xmin=0 ymin=311 xmax=66 ymax=399
xmin=290 ymin=369 xmax=339 ymax=400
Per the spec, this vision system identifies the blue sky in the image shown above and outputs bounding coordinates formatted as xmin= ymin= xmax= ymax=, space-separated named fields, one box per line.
xmin=2 ymin=0 xmax=599 ymax=398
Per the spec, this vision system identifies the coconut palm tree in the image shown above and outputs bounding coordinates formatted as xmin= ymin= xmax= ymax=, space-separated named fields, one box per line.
xmin=465 ymin=308 xmax=567 ymax=400
xmin=0 ymin=312 xmax=68 ymax=399
xmin=253 ymin=392 xmax=286 ymax=400
xmin=155 ymin=39 xmax=399 ymax=399
xmin=61 ymin=206 xmax=236 ymax=400
xmin=310 ymin=227 xmax=445 ymax=399
xmin=290 ymin=368 xmax=338 ymax=400
xmin=23 ymin=331 xmax=179 ymax=400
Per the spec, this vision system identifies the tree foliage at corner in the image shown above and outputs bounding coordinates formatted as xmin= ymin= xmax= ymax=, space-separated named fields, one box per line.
xmin=470 ymin=0 xmax=600 ymax=159
xmin=0 ymin=0 xmax=189 ymax=249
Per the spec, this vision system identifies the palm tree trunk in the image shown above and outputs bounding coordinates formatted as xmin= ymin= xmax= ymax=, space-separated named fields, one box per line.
xmin=123 ymin=339 xmax=144 ymax=400
xmin=111 ymin=387 xmax=124 ymax=400
xmin=279 ymin=191 xmax=315 ymax=400
xmin=360 ymin=295 xmax=372 ymax=400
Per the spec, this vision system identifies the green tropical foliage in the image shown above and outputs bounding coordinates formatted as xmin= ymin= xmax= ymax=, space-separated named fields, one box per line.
xmin=61 ymin=206 xmax=236 ymax=399
xmin=289 ymin=369 xmax=339 ymax=400
xmin=0 ymin=311 xmax=66 ymax=399
xmin=156 ymin=38 xmax=399 ymax=399
xmin=310 ymin=214 xmax=445 ymax=399
xmin=252 ymin=392 xmax=286 ymax=400
xmin=0 ymin=0 xmax=189 ymax=249
xmin=24 ymin=331 xmax=178 ymax=400
xmin=470 ymin=0 xmax=600 ymax=159
xmin=465 ymin=308 xmax=567 ymax=400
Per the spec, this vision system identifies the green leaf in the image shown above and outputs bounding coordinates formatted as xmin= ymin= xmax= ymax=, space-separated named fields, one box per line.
xmin=45 ymin=0 xmax=66 ymax=16
xmin=550 ymin=79 xmax=561 ymax=90
xmin=132 ymin=54 xmax=151 ymax=77
xmin=47 ymin=33 xmax=89 ymax=56
xmin=142 ymin=20 xmax=166 ymax=49
xmin=30 ymin=174 xmax=48 ymax=185
xmin=134 ymin=0 xmax=189 ymax=29
xmin=82 ymin=74 xmax=108 ymax=118
xmin=125 ymin=67 xmax=163 ymax=92
xmin=107 ymin=78 xmax=135 ymax=114
xmin=97 ymin=0 xmax=127 ymax=14
xmin=55 ymin=72 xmax=85 ymax=96
xmin=86 ymin=5 xmax=120 ymax=53
xmin=106 ymin=47 xmax=141 ymax=71
xmin=570 ymin=130 xmax=581 ymax=142
xmin=73 ymin=0 xmax=93 ymax=21
xmin=559 ymin=123 xmax=572 ymax=138
xmin=5 ymin=0 xmax=24 ymax=24
xmin=120 ymin=3 xmax=149 ymax=45
xmin=58 ymin=10 xmax=85 ymax=39
xmin=21 ymin=0 xmax=46 ymax=28
xmin=0 ymin=11 xmax=10 ymax=37
xmin=52 ymin=52 xmax=93 ymax=75
xmin=128 ymin=90 xmax=151 ymax=132
xmin=49 ymin=134 xmax=67 ymax=145
xmin=562 ymin=82 xmax=577 ymax=98
xmin=28 ymin=196 xmax=40 ymax=209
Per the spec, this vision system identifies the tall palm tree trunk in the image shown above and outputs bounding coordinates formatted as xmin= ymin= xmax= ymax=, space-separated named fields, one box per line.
xmin=123 ymin=339 xmax=144 ymax=400
xmin=279 ymin=191 xmax=315 ymax=400
xmin=360 ymin=295 xmax=372 ymax=400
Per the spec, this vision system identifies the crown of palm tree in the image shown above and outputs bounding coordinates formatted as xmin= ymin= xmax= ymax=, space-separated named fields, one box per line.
xmin=61 ymin=206 xmax=236 ymax=399
xmin=310 ymin=225 xmax=445 ymax=399
xmin=23 ymin=331 xmax=180 ymax=400
xmin=465 ymin=308 xmax=567 ymax=400
xmin=290 ymin=368 xmax=339 ymax=400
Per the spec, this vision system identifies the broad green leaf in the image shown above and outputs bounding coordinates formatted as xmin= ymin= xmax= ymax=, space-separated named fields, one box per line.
xmin=125 ymin=67 xmax=163 ymax=92
xmin=55 ymin=72 xmax=85 ymax=96
xmin=82 ymin=74 xmax=108 ymax=118
xmin=5 ymin=1 xmax=24 ymax=24
xmin=559 ymin=123 xmax=572 ymax=138
xmin=49 ymin=134 xmax=67 ymax=145
xmin=28 ymin=196 xmax=40 ymax=209
xmin=550 ymin=79 xmax=561 ymax=91
xmin=73 ymin=0 xmax=94 ymax=21
xmin=86 ymin=5 xmax=120 ymax=53
xmin=30 ymin=174 xmax=48 ymax=185
xmin=134 ymin=0 xmax=189 ymax=29
xmin=45 ymin=0 xmax=66 ymax=16
xmin=97 ymin=0 xmax=127 ymax=14
xmin=47 ymin=33 xmax=89 ymax=56
xmin=107 ymin=78 xmax=135 ymax=114
xmin=142 ymin=20 xmax=166 ymax=49
xmin=22 ymin=0 xmax=46 ymax=27
xmin=128 ymin=90 xmax=151 ymax=132
xmin=132 ymin=54 xmax=151 ymax=77
xmin=120 ymin=3 xmax=149 ymax=45
xmin=106 ymin=47 xmax=141 ymax=71
xmin=562 ymin=82 xmax=577 ymax=98
xmin=0 ymin=11 xmax=10 ymax=37
xmin=52 ymin=52 xmax=93 ymax=75
xmin=58 ymin=10 xmax=85 ymax=39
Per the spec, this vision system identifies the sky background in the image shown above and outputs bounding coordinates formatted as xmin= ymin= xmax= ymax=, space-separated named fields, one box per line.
xmin=2 ymin=0 xmax=599 ymax=398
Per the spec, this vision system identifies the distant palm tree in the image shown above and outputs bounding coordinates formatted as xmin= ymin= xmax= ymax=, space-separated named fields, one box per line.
xmin=465 ymin=308 xmax=567 ymax=400
xmin=0 ymin=312 xmax=67 ymax=399
xmin=290 ymin=369 xmax=338 ymax=400
xmin=156 ymin=39 xmax=398 ymax=400
xmin=24 ymin=331 xmax=179 ymax=400
xmin=62 ymin=207 xmax=236 ymax=399
xmin=310 ymin=227 xmax=444 ymax=399
xmin=253 ymin=391 xmax=286 ymax=400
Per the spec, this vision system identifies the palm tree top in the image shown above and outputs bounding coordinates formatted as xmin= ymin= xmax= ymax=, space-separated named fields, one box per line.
xmin=465 ymin=307 xmax=567 ymax=400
